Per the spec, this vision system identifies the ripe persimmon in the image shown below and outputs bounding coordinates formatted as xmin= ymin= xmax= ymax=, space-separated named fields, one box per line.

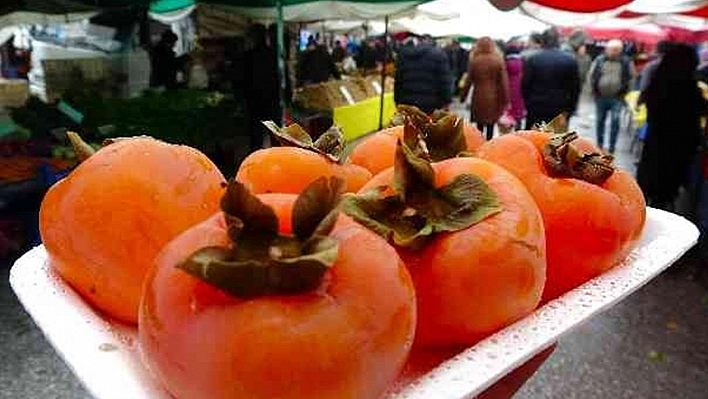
xmin=40 ymin=135 xmax=225 ymax=323
xmin=349 ymin=106 xmax=485 ymax=175
xmin=236 ymin=122 xmax=371 ymax=194
xmin=342 ymin=138 xmax=545 ymax=347
xmin=139 ymin=177 xmax=416 ymax=399
xmin=477 ymin=129 xmax=646 ymax=302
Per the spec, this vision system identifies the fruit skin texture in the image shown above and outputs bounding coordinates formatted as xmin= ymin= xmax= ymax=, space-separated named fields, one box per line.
xmin=40 ymin=138 xmax=225 ymax=323
xmin=139 ymin=194 xmax=417 ymax=399
xmin=477 ymin=131 xmax=646 ymax=302
xmin=358 ymin=157 xmax=546 ymax=347
xmin=349 ymin=124 xmax=485 ymax=175
xmin=236 ymin=147 xmax=371 ymax=195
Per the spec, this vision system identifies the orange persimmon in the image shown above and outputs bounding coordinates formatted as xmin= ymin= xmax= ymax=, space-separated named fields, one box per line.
xmin=236 ymin=122 xmax=371 ymax=194
xmin=237 ymin=146 xmax=371 ymax=194
xmin=139 ymin=177 xmax=416 ymax=399
xmin=40 ymin=135 xmax=225 ymax=323
xmin=349 ymin=107 xmax=485 ymax=175
xmin=342 ymin=139 xmax=545 ymax=347
xmin=477 ymin=129 xmax=646 ymax=302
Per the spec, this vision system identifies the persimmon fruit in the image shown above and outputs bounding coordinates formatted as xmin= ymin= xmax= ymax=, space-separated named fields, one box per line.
xmin=40 ymin=135 xmax=225 ymax=323
xmin=236 ymin=122 xmax=371 ymax=194
xmin=342 ymin=137 xmax=546 ymax=347
xmin=349 ymin=106 xmax=485 ymax=175
xmin=477 ymin=129 xmax=646 ymax=302
xmin=139 ymin=177 xmax=416 ymax=399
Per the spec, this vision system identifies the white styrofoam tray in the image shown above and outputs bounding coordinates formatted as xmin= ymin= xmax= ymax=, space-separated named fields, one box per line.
xmin=10 ymin=208 xmax=699 ymax=399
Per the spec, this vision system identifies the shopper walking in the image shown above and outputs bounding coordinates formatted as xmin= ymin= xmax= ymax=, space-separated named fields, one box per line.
xmin=589 ymin=39 xmax=634 ymax=153
xmin=394 ymin=35 xmax=452 ymax=114
xmin=522 ymin=28 xmax=581 ymax=129
xmin=461 ymin=37 xmax=509 ymax=140
xmin=505 ymin=43 xmax=525 ymax=130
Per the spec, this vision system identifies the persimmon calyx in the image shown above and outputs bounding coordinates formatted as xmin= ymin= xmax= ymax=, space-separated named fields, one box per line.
xmin=393 ymin=105 xmax=469 ymax=161
xmin=542 ymin=131 xmax=615 ymax=185
xmin=392 ymin=104 xmax=430 ymax=131
xmin=262 ymin=121 xmax=344 ymax=162
xmin=67 ymin=131 xmax=96 ymax=162
xmin=178 ymin=176 xmax=344 ymax=298
xmin=341 ymin=140 xmax=502 ymax=251
xmin=535 ymin=113 xmax=569 ymax=134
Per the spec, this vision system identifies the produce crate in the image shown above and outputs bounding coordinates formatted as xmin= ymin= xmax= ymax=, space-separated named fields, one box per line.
xmin=42 ymin=58 xmax=118 ymax=102
xmin=0 ymin=79 xmax=30 ymax=108
xmin=293 ymin=77 xmax=395 ymax=111
xmin=9 ymin=208 xmax=698 ymax=399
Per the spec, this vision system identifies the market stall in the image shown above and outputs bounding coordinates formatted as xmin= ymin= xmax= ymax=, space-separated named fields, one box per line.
xmin=201 ymin=0 xmax=428 ymax=138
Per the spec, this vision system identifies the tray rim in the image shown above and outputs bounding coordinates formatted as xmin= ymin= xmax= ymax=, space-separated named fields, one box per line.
xmin=10 ymin=207 xmax=699 ymax=399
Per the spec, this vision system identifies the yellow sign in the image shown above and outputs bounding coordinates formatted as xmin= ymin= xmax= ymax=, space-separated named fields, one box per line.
xmin=333 ymin=93 xmax=395 ymax=141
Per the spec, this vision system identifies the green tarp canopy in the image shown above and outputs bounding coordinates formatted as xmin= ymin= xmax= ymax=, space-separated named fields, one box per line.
xmin=0 ymin=0 xmax=100 ymax=26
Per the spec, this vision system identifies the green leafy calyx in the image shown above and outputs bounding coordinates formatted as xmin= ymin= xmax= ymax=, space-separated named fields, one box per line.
xmin=177 ymin=177 xmax=344 ymax=298
xmin=341 ymin=140 xmax=502 ymax=250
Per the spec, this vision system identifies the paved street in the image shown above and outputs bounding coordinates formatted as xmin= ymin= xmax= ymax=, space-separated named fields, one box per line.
xmin=1 ymin=97 xmax=707 ymax=398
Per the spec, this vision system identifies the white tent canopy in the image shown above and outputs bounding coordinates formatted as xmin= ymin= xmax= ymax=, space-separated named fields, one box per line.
xmin=306 ymin=0 xmax=547 ymax=40
xmin=519 ymin=2 xmax=626 ymax=27
xmin=395 ymin=0 xmax=547 ymax=40
xmin=214 ymin=1 xmax=421 ymax=22
xmin=302 ymin=3 xmax=458 ymax=35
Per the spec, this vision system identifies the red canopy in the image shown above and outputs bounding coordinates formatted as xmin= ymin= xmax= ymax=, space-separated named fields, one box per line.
xmin=565 ymin=23 xmax=708 ymax=49
xmin=682 ymin=5 xmax=708 ymax=18
xmin=568 ymin=26 xmax=665 ymax=47
xmin=527 ymin=0 xmax=633 ymax=13
xmin=616 ymin=10 xmax=647 ymax=19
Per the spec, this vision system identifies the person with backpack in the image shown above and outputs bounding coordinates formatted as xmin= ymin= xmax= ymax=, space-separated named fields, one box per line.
xmin=589 ymin=39 xmax=635 ymax=154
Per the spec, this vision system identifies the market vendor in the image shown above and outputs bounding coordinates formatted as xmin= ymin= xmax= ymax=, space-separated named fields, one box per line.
xmin=297 ymin=36 xmax=340 ymax=86
xmin=150 ymin=30 xmax=184 ymax=89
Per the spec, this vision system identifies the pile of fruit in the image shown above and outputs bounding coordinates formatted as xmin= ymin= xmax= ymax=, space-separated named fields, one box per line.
xmin=39 ymin=107 xmax=645 ymax=399
xmin=293 ymin=78 xmax=394 ymax=110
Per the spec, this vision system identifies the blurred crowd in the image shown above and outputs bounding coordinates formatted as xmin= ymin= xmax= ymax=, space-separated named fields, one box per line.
xmin=285 ymin=27 xmax=708 ymax=232
xmin=393 ymin=28 xmax=708 ymax=229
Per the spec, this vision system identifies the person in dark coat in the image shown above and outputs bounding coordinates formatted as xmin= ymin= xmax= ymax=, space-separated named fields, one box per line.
xmin=461 ymin=37 xmax=509 ymax=140
xmin=297 ymin=36 xmax=340 ymax=86
xmin=522 ymin=28 xmax=581 ymax=129
xmin=356 ymin=40 xmax=377 ymax=71
xmin=243 ymin=24 xmax=280 ymax=151
xmin=150 ymin=30 xmax=180 ymax=89
xmin=394 ymin=35 xmax=452 ymax=114
xmin=637 ymin=44 xmax=707 ymax=210
xmin=445 ymin=40 xmax=468 ymax=94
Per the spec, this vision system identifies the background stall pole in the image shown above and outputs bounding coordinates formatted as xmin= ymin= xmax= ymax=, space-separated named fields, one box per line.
xmin=378 ymin=15 xmax=389 ymax=130
xmin=276 ymin=0 xmax=286 ymax=126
